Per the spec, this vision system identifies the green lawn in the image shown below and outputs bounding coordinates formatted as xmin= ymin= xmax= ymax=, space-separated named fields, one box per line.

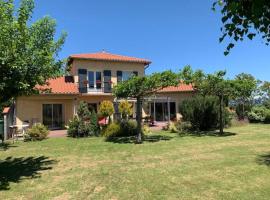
xmin=1 ymin=124 xmax=270 ymax=200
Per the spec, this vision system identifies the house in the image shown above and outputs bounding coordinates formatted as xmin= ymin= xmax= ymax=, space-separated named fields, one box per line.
xmin=11 ymin=51 xmax=194 ymax=130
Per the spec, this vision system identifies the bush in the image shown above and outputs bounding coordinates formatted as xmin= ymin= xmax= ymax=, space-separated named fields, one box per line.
xmin=67 ymin=116 xmax=81 ymax=137
xmin=102 ymin=120 xmax=150 ymax=138
xmin=102 ymin=122 xmax=121 ymax=138
xmin=99 ymin=101 xmax=114 ymax=124
xmin=175 ymin=121 xmax=192 ymax=133
xmin=119 ymin=100 xmax=133 ymax=120
xmin=67 ymin=105 xmax=100 ymax=137
xmin=180 ymin=96 xmax=221 ymax=131
xmin=88 ymin=111 xmax=100 ymax=136
xmin=163 ymin=122 xmax=178 ymax=133
xmin=142 ymin=124 xmax=151 ymax=135
xmin=247 ymin=106 xmax=270 ymax=123
xmin=119 ymin=120 xmax=137 ymax=136
xmin=25 ymin=123 xmax=49 ymax=141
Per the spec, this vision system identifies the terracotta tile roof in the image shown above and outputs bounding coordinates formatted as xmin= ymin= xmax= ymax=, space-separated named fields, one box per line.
xmin=69 ymin=51 xmax=151 ymax=65
xmin=159 ymin=83 xmax=194 ymax=93
xmin=36 ymin=76 xmax=79 ymax=94
xmin=2 ymin=107 xmax=10 ymax=114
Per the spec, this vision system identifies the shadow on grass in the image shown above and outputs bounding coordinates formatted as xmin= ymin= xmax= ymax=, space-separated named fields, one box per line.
xmin=0 ymin=143 xmax=17 ymax=151
xmin=0 ymin=156 xmax=57 ymax=190
xmin=179 ymin=131 xmax=237 ymax=138
xmin=106 ymin=135 xmax=173 ymax=144
xmin=256 ymin=153 xmax=270 ymax=167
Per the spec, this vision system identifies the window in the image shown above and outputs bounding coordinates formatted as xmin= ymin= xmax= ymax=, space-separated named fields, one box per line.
xmin=88 ymin=71 xmax=102 ymax=90
xmin=122 ymin=71 xmax=133 ymax=81
xmin=96 ymin=72 xmax=101 ymax=89
xmin=88 ymin=71 xmax=94 ymax=88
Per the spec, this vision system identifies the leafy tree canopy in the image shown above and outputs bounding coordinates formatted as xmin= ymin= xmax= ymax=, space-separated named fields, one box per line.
xmin=0 ymin=0 xmax=66 ymax=103
xmin=179 ymin=65 xmax=234 ymax=134
xmin=113 ymin=70 xmax=179 ymax=143
xmin=213 ymin=0 xmax=270 ymax=55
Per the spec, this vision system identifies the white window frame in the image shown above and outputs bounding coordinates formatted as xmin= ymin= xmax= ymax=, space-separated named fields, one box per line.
xmin=87 ymin=71 xmax=102 ymax=92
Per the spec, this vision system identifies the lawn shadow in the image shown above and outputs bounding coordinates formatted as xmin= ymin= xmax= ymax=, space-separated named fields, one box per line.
xmin=179 ymin=130 xmax=236 ymax=138
xmin=106 ymin=134 xmax=173 ymax=144
xmin=0 ymin=156 xmax=57 ymax=190
xmin=0 ymin=143 xmax=17 ymax=151
xmin=256 ymin=153 xmax=270 ymax=167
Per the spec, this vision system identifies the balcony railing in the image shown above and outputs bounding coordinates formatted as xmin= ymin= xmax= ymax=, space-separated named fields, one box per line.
xmin=79 ymin=82 xmax=112 ymax=94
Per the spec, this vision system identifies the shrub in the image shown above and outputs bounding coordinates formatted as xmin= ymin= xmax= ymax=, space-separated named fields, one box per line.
xmin=264 ymin=109 xmax=270 ymax=124
xmin=67 ymin=108 xmax=100 ymax=138
xmin=25 ymin=123 xmax=49 ymax=141
xmin=102 ymin=122 xmax=121 ymax=138
xmin=119 ymin=120 xmax=137 ymax=136
xmin=77 ymin=101 xmax=91 ymax=121
xmin=175 ymin=121 xmax=192 ymax=133
xmin=119 ymin=100 xmax=133 ymax=120
xmin=180 ymin=96 xmax=219 ymax=131
xmin=88 ymin=111 xmax=100 ymax=136
xmin=67 ymin=116 xmax=81 ymax=137
xmin=99 ymin=101 xmax=114 ymax=124
xmin=247 ymin=106 xmax=270 ymax=123
xmin=142 ymin=124 xmax=151 ymax=135
xmin=163 ymin=122 xmax=178 ymax=133
xmin=102 ymin=120 xmax=149 ymax=138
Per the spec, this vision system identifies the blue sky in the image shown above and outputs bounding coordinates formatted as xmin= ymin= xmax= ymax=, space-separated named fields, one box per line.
xmin=17 ymin=0 xmax=270 ymax=80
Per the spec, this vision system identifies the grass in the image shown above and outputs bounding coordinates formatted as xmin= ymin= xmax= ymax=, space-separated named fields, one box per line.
xmin=0 ymin=124 xmax=270 ymax=200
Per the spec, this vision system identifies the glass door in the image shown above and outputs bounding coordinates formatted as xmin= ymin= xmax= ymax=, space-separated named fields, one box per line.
xmin=43 ymin=104 xmax=63 ymax=129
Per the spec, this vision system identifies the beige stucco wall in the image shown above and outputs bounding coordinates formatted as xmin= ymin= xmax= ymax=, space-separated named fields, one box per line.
xmin=70 ymin=59 xmax=146 ymax=87
xmin=15 ymin=92 xmax=194 ymax=128
xmin=16 ymin=95 xmax=76 ymax=127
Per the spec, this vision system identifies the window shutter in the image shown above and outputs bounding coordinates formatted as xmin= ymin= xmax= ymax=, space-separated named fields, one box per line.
xmin=117 ymin=71 xmax=122 ymax=83
xmin=133 ymin=71 xmax=138 ymax=76
xmin=103 ymin=70 xmax=112 ymax=93
xmin=78 ymin=69 xmax=87 ymax=93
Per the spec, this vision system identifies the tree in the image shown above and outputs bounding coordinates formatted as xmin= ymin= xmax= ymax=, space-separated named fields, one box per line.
xmin=113 ymin=71 xmax=178 ymax=143
xmin=179 ymin=66 xmax=234 ymax=135
xmin=213 ymin=0 xmax=270 ymax=55
xmin=0 ymin=0 xmax=66 ymax=103
xmin=98 ymin=100 xmax=114 ymax=124
xmin=232 ymin=73 xmax=258 ymax=120
xmin=118 ymin=100 xmax=133 ymax=121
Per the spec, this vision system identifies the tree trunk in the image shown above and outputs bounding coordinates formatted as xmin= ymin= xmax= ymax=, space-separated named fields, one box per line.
xmin=242 ymin=103 xmax=245 ymax=120
xmin=219 ymin=95 xmax=224 ymax=135
xmin=136 ymin=96 xmax=142 ymax=143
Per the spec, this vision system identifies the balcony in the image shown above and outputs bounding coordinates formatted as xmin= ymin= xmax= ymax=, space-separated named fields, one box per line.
xmin=79 ymin=81 xmax=112 ymax=94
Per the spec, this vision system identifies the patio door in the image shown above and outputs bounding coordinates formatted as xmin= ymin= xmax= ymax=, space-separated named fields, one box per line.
xmin=43 ymin=104 xmax=63 ymax=129
xmin=150 ymin=102 xmax=176 ymax=121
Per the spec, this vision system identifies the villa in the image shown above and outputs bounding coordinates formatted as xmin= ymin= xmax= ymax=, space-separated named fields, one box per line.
xmin=4 ymin=51 xmax=194 ymax=133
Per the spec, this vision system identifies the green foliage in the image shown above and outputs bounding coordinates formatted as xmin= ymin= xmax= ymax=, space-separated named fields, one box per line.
xmin=102 ymin=120 xmax=139 ymax=138
xmin=99 ymin=100 xmax=114 ymax=123
xmin=77 ymin=101 xmax=91 ymax=121
xmin=142 ymin=124 xmax=151 ymax=135
xmin=67 ymin=101 xmax=100 ymax=137
xmin=232 ymin=73 xmax=258 ymax=119
xmin=0 ymin=0 xmax=66 ymax=103
xmin=180 ymin=95 xmax=221 ymax=131
xmin=118 ymin=100 xmax=133 ymax=120
xmin=88 ymin=111 xmax=100 ymax=136
xmin=102 ymin=122 xmax=121 ymax=138
xmin=248 ymin=106 xmax=270 ymax=123
xmin=179 ymin=66 xmax=237 ymax=134
xmin=175 ymin=121 xmax=192 ymax=133
xmin=113 ymin=70 xmax=179 ymax=142
xmin=25 ymin=123 xmax=49 ymax=141
xmin=163 ymin=122 xmax=178 ymax=133
xmin=67 ymin=116 xmax=81 ymax=137
xmin=213 ymin=0 xmax=270 ymax=54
